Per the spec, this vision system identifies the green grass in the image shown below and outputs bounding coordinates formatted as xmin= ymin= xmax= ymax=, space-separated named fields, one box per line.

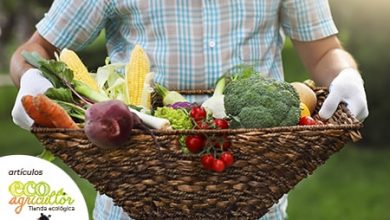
xmin=282 ymin=38 xmax=310 ymax=83
xmin=288 ymin=146 xmax=390 ymax=220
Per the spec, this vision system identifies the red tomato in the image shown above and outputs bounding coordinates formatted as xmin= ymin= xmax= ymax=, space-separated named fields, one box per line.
xmin=196 ymin=121 xmax=209 ymax=129
xmin=212 ymin=159 xmax=226 ymax=172
xmin=190 ymin=106 xmax=207 ymax=121
xmin=299 ymin=116 xmax=317 ymax=125
xmin=201 ymin=154 xmax=215 ymax=170
xmin=220 ymin=152 xmax=234 ymax=167
xmin=185 ymin=135 xmax=205 ymax=153
xmin=213 ymin=119 xmax=229 ymax=129
xmin=215 ymin=139 xmax=231 ymax=151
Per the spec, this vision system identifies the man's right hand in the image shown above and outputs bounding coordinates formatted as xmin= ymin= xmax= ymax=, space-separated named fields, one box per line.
xmin=11 ymin=68 xmax=53 ymax=130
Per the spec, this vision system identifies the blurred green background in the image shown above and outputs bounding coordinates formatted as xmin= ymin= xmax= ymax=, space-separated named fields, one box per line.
xmin=1 ymin=1 xmax=389 ymax=219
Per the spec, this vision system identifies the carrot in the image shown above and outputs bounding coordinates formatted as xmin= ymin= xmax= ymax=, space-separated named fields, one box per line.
xmin=33 ymin=94 xmax=79 ymax=129
xmin=21 ymin=95 xmax=54 ymax=127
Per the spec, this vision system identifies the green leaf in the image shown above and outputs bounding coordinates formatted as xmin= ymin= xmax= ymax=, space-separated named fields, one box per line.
xmin=45 ymin=87 xmax=74 ymax=103
xmin=72 ymin=80 xmax=109 ymax=103
xmin=55 ymin=100 xmax=86 ymax=121
xmin=39 ymin=59 xmax=74 ymax=84
xmin=227 ymin=64 xmax=259 ymax=81
xmin=37 ymin=149 xmax=56 ymax=162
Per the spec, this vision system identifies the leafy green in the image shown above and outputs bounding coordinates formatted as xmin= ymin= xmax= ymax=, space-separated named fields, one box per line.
xmin=22 ymin=51 xmax=73 ymax=87
xmin=72 ymin=80 xmax=109 ymax=102
xmin=55 ymin=100 xmax=86 ymax=121
xmin=96 ymin=63 xmax=127 ymax=102
xmin=45 ymin=87 xmax=74 ymax=103
xmin=45 ymin=88 xmax=86 ymax=120
xmin=22 ymin=51 xmax=94 ymax=106
xmin=39 ymin=59 xmax=74 ymax=87
xmin=154 ymin=107 xmax=193 ymax=130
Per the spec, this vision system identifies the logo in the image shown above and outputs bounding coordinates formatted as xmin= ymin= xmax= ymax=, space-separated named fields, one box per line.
xmin=8 ymin=180 xmax=75 ymax=214
xmin=0 ymin=155 xmax=89 ymax=219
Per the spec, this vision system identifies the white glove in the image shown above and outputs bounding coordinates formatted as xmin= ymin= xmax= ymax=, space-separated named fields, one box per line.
xmin=11 ymin=68 xmax=53 ymax=130
xmin=319 ymin=68 xmax=369 ymax=121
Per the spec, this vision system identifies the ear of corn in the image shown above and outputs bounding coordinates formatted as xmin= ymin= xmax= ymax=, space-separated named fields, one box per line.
xmin=59 ymin=48 xmax=99 ymax=91
xmin=125 ymin=45 xmax=151 ymax=108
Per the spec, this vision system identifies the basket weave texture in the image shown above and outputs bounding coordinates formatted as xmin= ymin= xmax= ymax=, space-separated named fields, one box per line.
xmin=32 ymin=88 xmax=362 ymax=219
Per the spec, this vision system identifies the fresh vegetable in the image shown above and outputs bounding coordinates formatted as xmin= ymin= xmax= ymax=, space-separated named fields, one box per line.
xmin=154 ymin=84 xmax=187 ymax=106
xmin=213 ymin=119 xmax=229 ymax=129
xmin=224 ymin=74 xmax=300 ymax=128
xmin=300 ymin=102 xmax=311 ymax=117
xmin=96 ymin=63 xmax=128 ymax=102
xmin=220 ymin=152 xmax=234 ymax=167
xmin=189 ymin=106 xmax=207 ymax=122
xmin=195 ymin=121 xmax=209 ymax=129
xmin=154 ymin=107 xmax=193 ymax=130
xmin=129 ymin=108 xmax=171 ymax=130
xmin=290 ymin=82 xmax=317 ymax=114
xmin=185 ymin=135 xmax=205 ymax=153
xmin=59 ymin=48 xmax=99 ymax=91
xmin=212 ymin=159 xmax=226 ymax=172
xmin=201 ymin=154 xmax=215 ymax=170
xmin=201 ymin=76 xmax=227 ymax=119
xmin=44 ymin=87 xmax=86 ymax=121
xmin=21 ymin=95 xmax=54 ymax=128
xmin=299 ymin=116 xmax=317 ymax=126
xmin=32 ymin=94 xmax=78 ymax=129
xmin=85 ymin=100 xmax=134 ymax=148
xmin=73 ymin=80 xmax=109 ymax=103
xmin=22 ymin=51 xmax=108 ymax=105
xmin=125 ymin=45 xmax=152 ymax=108
xmin=214 ymin=138 xmax=231 ymax=151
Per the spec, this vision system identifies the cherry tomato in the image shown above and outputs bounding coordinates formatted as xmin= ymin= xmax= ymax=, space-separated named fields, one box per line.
xmin=196 ymin=121 xmax=209 ymax=129
xmin=190 ymin=106 xmax=207 ymax=121
xmin=220 ymin=152 xmax=234 ymax=167
xmin=201 ymin=154 xmax=215 ymax=170
xmin=215 ymin=139 xmax=231 ymax=151
xmin=213 ymin=119 xmax=229 ymax=129
xmin=299 ymin=116 xmax=317 ymax=126
xmin=212 ymin=159 xmax=226 ymax=172
xmin=185 ymin=135 xmax=205 ymax=153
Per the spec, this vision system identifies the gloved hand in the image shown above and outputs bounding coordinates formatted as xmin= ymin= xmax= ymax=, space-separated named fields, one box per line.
xmin=11 ymin=68 xmax=53 ymax=130
xmin=319 ymin=68 xmax=369 ymax=121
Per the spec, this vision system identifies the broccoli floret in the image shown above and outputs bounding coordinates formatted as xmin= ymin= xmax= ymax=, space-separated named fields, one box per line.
xmin=224 ymin=75 xmax=300 ymax=128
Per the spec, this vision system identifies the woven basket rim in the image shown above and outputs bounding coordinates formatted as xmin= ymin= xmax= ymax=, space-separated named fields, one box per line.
xmin=31 ymin=122 xmax=362 ymax=135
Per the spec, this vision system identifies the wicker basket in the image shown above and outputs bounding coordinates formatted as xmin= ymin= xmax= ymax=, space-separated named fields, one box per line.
xmin=32 ymin=88 xmax=362 ymax=219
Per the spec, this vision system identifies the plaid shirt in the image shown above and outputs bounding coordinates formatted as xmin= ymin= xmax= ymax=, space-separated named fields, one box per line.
xmin=37 ymin=0 xmax=337 ymax=219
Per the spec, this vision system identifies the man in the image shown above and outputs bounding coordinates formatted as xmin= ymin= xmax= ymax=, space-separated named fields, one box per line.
xmin=10 ymin=1 xmax=368 ymax=219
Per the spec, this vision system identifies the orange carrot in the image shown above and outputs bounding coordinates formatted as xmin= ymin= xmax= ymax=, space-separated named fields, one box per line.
xmin=33 ymin=94 xmax=79 ymax=129
xmin=21 ymin=95 xmax=54 ymax=127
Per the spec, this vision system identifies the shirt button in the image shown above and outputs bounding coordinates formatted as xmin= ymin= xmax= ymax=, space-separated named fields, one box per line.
xmin=209 ymin=40 xmax=215 ymax=48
